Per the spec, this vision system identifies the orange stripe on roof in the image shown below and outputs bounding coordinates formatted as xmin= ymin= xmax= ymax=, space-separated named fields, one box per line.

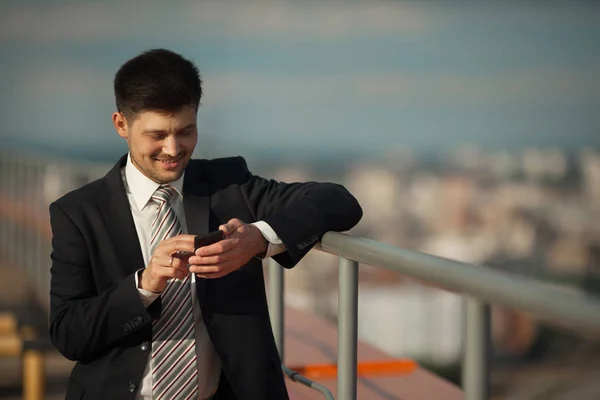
xmin=286 ymin=359 xmax=418 ymax=380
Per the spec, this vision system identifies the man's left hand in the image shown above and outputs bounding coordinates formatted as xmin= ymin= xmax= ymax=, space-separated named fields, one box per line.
xmin=188 ymin=218 xmax=268 ymax=279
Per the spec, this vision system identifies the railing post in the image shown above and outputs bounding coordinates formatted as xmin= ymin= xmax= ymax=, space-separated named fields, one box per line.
xmin=338 ymin=256 xmax=358 ymax=400
xmin=463 ymin=296 xmax=491 ymax=400
xmin=268 ymin=258 xmax=285 ymax=362
xmin=0 ymin=153 xmax=7 ymax=256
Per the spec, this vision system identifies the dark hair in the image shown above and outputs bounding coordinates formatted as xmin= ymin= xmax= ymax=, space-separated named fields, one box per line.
xmin=114 ymin=48 xmax=202 ymax=118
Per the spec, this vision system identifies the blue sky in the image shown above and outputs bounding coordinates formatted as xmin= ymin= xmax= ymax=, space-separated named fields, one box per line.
xmin=0 ymin=1 xmax=599 ymax=161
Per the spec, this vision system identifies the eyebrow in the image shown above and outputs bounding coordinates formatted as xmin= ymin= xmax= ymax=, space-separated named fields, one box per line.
xmin=142 ymin=123 xmax=196 ymax=134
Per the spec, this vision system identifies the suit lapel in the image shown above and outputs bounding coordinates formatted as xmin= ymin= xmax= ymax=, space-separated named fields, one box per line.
xmin=98 ymin=154 xmax=145 ymax=277
xmin=182 ymin=160 xmax=211 ymax=309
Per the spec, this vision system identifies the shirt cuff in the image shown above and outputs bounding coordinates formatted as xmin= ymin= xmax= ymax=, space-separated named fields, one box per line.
xmin=135 ymin=269 xmax=160 ymax=308
xmin=251 ymin=221 xmax=287 ymax=259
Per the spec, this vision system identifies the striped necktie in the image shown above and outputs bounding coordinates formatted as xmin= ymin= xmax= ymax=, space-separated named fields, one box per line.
xmin=149 ymin=184 xmax=198 ymax=400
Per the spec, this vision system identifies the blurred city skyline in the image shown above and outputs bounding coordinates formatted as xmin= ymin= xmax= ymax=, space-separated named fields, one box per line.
xmin=1 ymin=1 xmax=599 ymax=162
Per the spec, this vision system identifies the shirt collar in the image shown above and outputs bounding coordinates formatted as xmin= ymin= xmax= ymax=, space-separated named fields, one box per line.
xmin=124 ymin=153 xmax=185 ymax=211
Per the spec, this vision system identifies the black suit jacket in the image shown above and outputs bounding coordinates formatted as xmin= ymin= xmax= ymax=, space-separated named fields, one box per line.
xmin=48 ymin=154 xmax=362 ymax=400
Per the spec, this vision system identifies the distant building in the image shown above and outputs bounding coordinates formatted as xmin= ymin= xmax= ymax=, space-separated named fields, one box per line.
xmin=580 ymin=148 xmax=600 ymax=210
xmin=345 ymin=164 xmax=401 ymax=233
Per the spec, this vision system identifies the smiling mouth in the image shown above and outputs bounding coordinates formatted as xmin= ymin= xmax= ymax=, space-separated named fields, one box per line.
xmin=155 ymin=156 xmax=183 ymax=163
xmin=155 ymin=156 xmax=185 ymax=169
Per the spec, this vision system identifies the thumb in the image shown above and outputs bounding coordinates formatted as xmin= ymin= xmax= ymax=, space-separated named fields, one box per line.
xmin=219 ymin=218 xmax=244 ymax=237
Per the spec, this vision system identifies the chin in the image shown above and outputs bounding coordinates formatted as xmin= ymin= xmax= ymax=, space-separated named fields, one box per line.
xmin=149 ymin=158 xmax=189 ymax=183
xmin=157 ymin=170 xmax=184 ymax=184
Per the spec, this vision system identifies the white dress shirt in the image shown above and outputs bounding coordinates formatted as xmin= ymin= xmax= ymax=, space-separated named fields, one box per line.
xmin=121 ymin=154 xmax=286 ymax=400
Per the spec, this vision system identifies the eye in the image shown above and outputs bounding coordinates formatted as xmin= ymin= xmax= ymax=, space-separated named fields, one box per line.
xmin=179 ymin=129 xmax=194 ymax=136
xmin=146 ymin=132 xmax=166 ymax=140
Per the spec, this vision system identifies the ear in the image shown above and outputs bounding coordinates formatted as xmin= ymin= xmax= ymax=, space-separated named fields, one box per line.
xmin=112 ymin=112 xmax=129 ymax=139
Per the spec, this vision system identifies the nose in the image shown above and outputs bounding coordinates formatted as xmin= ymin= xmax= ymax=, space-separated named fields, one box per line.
xmin=162 ymin=135 xmax=180 ymax=157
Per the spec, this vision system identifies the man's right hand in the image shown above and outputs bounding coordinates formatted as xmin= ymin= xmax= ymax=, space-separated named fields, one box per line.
xmin=140 ymin=235 xmax=196 ymax=293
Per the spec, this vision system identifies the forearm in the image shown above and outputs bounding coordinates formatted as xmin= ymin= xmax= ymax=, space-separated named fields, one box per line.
xmin=246 ymin=179 xmax=363 ymax=265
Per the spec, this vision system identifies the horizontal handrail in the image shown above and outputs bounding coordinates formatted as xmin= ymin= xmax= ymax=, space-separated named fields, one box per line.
xmin=317 ymin=232 xmax=600 ymax=335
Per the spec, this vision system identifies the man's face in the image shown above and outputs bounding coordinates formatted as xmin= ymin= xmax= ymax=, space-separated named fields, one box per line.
xmin=113 ymin=106 xmax=198 ymax=184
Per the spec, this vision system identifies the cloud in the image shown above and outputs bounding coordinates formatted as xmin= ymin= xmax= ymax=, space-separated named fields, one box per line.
xmin=0 ymin=1 xmax=438 ymax=44
xmin=183 ymin=2 xmax=437 ymax=38
xmin=348 ymin=69 xmax=600 ymax=106
xmin=202 ymin=68 xmax=600 ymax=108
xmin=0 ymin=2 xmax=144 ymax=44
xmin=19 ymin=64 xmax=113 ymax=98
xmin=15 ymin=57 xmax=600 ymax=114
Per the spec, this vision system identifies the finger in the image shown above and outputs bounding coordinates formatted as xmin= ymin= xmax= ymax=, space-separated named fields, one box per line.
xmin=170 ymin=256 xmax=190 ymax=276
xmin=196 ymin=269 xmax=230 ymax=279
xmin=196 ymin=238 xmax=240 ymax=256
xmin=149 ymin=263 xmax=184 ymax=280
xmin=196 ymin=272 xmax=227 ymax=279
xmin=173 ymin=251 xmax=194 ymax=260
xmin=158 ymin=239 xmax=196 ymax=256
xmin=192 ymin=260 xmax=237 ymax=277
xmin=162 ymin=234 xmax=196 ymax=243
xmin=219 ymin=218 xmax=244 ymax=237
xmin=159 ymin=235 xmax=196 ymax=255
xmin=153 ymin=255 xmax=189 ymax=277
xmin=189 ymin=265 xmax=221 ymax=274
xmin=164 ymin=265 xmax=186 ymax=280
xmin=188 ymin=252 xmax=231 ymax=266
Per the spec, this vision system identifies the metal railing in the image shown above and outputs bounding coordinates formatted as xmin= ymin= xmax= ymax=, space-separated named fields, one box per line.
xmin=268 ymin=232 xmax=600 ymax=400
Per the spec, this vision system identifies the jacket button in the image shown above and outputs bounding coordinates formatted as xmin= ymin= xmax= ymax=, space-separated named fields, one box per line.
xmin=128 ymin=382 xmax=137 ymax=392
xmin=140 ymin=341 xmax=149 ymax=351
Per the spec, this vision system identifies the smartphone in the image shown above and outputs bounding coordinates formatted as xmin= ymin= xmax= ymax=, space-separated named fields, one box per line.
xmin=194 ymin=230 xmax=224 ymax=250
xmin=173 ymin=230 xmax=224 ymax=258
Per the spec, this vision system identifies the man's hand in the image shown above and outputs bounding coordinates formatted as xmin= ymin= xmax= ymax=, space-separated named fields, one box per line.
xmin=189 ymin=218 xmax=268 ymax=279
xmin=140 ymin=235 xmax=196 ymax=293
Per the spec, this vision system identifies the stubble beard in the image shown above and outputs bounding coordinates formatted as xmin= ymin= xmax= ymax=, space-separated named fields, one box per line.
xmin=130 ymin=152 xmax=187 ymax=184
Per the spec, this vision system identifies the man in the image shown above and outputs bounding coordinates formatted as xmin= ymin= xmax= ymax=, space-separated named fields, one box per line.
xmin=48 ymin=48 xmax=362 ymax=400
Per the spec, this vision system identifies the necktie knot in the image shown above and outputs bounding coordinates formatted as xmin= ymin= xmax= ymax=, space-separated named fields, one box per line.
xmin=152 ymin=184 xmax=178 ymax=204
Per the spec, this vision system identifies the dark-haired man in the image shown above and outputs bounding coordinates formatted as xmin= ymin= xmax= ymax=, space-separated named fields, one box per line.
xmin=48 ymin=48 xmax=362 ymax=400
